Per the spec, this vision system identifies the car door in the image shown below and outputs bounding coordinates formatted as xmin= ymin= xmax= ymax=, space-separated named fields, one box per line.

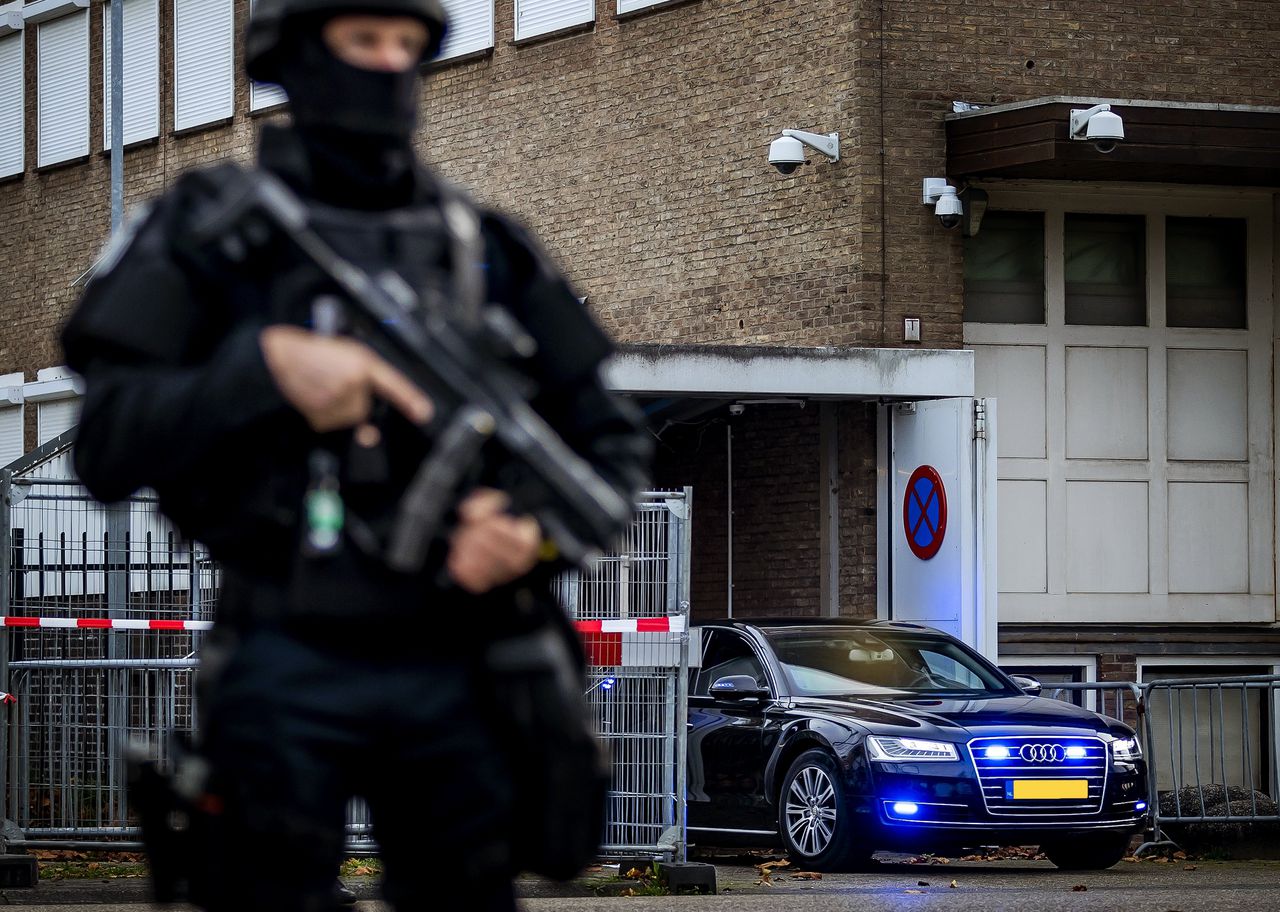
xmin=686 ymin=628 xmax=778 ymax=834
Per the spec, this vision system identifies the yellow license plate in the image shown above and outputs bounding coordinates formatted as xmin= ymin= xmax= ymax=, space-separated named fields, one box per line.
xmin=1011 ymin=779 xmax=1089 ymax=800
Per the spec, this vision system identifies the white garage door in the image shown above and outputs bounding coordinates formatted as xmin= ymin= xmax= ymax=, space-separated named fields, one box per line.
xmin=964 ymin=187 xmax=1275 ymax=625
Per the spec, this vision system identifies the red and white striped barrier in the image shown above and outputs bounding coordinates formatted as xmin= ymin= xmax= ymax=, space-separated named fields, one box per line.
xmin=572 ymin=616 xmax=686 ymax=635
xmin=0 ymin=617 xmax=213 ymax=631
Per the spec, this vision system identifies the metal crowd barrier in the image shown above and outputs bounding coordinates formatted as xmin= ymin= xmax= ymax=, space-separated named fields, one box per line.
xmin=0 ymin=440 xmax=693 ymax=862
xmin=554 ymin=489 xmax=693 ymax=863
xmin=1137 ymin=674 xmax=1280 ymax=853
xmin=1044 ymin=674 xmax=1280 ymax=853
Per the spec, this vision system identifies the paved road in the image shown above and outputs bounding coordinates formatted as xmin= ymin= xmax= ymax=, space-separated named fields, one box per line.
xmin=5 ymin=859 xmax=1278 ymax=911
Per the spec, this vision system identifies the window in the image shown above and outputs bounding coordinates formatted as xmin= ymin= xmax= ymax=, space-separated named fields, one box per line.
xmin=37 ymin=10 xmax=89 ymax=167
xmin=438 ymin=0 xmax=493 ymax=60
xmin=103 ymin=0 xmax=159 ymax=149
xmin=0 ymin=31 xmax=22 ymax=177
xmin=963 ymin=211 xmax=1045 ymax=324
xmin=37 ymin=397 xmax=80 ymax=446
xmin=514 ymin=0 xmax=592 ymax=41
xmin=247 ymin=0 xmax=286 ymax=110
xmin=173 ymin=0 xmax=233 ymax=131
xmin=692 ymin=630 xmax=767 ymax=696
xmin=618 ymin=0 xmax=675 ymax=12
xmin=1064 ymin=213 xmax=1146 ymax=326
xmin=1166 ymin=217 xmax=1247 ymax=329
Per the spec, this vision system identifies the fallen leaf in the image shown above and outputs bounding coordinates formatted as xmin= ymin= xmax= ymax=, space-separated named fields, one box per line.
xmin=790 ymin=872 xmax=822 ymax=880
xmin=905 ymin=889 xmax=925 ymax=894
xmin=1072 ymin=884 xmax=1088 ymax=892
xmin=917 ymin=881 xmax=931 ymax=886
xmin=1183 ymin=864 xmax=1197 ymax=871
xmin=625 ymin=867 xmax=644 ymax=879
xmin=949 ymin=879 xmax=958 ymax=889
xmin=936 ymin=857 xmax=951 ymax=864
xmin=1173 ymin=851 xmax=1187 ymax=860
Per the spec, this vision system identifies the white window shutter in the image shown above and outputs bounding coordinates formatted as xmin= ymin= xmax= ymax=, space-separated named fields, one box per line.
xmin=0 ymin=33 xmax=21 ymax=177
xmin=37 ymin=11 xmax=89 ymax=167
xmin=618 ymin=0 xmax=672 ymax=11
xmin=514 ymin=0 xmax=592 ymax=41
xmin=173 ymin=0 xmax=233 ymax=131
xmin=0 ymin=405 xmax=22 ymax=468
xmin=247 ymin=0 xmax=286 ymax=110
xmin=439 ymin=0 xmax=493 ymax=60
xmin=249 ymin=80 xmax=286 ymax=110
xmin=37 ymin=398 xmax=80 ymax=446
xmin=103 ymin=0 xmax=159 ymax=150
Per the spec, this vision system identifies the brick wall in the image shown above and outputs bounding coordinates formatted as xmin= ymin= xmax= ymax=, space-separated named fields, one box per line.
xmin=1 ymin=0 xmax=1276 ymax=617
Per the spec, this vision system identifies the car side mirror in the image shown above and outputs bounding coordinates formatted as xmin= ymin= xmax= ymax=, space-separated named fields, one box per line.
xmin=1009 ymin=674 xmax=1042 ymax=696
xmin=710 ymin=674 xmax=768 ymax=700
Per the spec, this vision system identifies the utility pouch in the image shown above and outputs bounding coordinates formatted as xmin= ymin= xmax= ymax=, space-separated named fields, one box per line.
xmin=482 ymin=603 xmax=609 ymax=880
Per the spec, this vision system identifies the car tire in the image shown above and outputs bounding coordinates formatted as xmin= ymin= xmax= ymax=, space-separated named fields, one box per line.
xmin=777 ymin=749 xmax=870 ymax=871
xmin=1040 ymin=834 xmax=1132 ymax=870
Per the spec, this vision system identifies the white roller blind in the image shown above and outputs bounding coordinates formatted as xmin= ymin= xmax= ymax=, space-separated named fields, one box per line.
xmin=0 ymin=33 xmax=22 ymax=177
xmin=514 ymin=0 xmax=592 ymax=41
xmin=173 ymin=0 xmax=233 ymax=131
xmin=247 ymin=0 xmax=286 ymax=110
xmin=0 ymin=405 xmax=22 ymax=468
xmin=37 ymin=11 xmax=89 ymax=167
xmin=103 ymin=0 xmax=159 ymax=150
xmin=618 ymin=0 xmax=669 ymax=12
xmin=37 ymin=397 xmax=80 ymax=446
xmin=439 ymin=0 xmax=492 ymax=60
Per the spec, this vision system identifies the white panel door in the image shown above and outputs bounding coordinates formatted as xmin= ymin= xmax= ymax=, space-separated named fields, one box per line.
xmin=889 ymin=398 xmax=997 ymax=658
xmin=967 ymin=192 xmax=1274 ymax=624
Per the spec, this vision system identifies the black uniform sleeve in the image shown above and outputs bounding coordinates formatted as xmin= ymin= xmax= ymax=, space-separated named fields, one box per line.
xmin=481 ymin=213 xmax=653 ymax=524
xmin=61 ymin=193 xmax=291 ymax=505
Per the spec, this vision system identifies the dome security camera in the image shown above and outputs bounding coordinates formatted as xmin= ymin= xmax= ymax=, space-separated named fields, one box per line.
xmin=768 ymin=135 xmax=806 ymax=175
xmin=1070 ymin=104 xmax=1125 ymax=154
xmin=933 ymin=186 xmax=963 ymax=230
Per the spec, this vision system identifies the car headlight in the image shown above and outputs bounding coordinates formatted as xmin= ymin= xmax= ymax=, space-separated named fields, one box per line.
xmin=867 ymin=736 xmax=958 ymax=762
xmin=1112 ymin=736 xmax=1142 ymax=760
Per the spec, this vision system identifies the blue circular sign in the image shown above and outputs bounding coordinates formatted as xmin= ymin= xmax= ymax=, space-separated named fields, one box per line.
xmin=903 ymin=465 xmax=947 ymax=560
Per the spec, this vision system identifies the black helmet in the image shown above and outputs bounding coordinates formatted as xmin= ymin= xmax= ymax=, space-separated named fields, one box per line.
xmin=246 ymin=0 xmax=448 ymax=83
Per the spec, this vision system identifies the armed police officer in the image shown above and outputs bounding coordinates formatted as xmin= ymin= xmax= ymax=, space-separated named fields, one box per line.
xmin=60 ymin=0 xmax=650 ymax=909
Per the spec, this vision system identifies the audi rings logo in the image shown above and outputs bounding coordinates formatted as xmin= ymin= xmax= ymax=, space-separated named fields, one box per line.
xmin=1019 ymin=743 xmax=1065 ymax=763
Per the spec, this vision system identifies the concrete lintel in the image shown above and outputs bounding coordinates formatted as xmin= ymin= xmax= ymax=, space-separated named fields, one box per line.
xmin=604 ymin=344 xmax=973 ymax=401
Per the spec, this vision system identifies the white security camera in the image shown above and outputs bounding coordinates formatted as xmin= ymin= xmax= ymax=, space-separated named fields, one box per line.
xmin=769 ymin=129 xmax=840 ymax=174
xmin=728 ymin=403 xmax=745 ymax=416
xmin=768 ymin=135 xmax=806 ymax=175
xmin=1069 ymin=104 xmax=1125 ymax=154
xmin=922 ymin=178 xmax=964 ymax=230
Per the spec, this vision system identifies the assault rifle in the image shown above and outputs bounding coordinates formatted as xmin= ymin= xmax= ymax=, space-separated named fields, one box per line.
xmin=191 ymin=169 xmax=632 ymax=571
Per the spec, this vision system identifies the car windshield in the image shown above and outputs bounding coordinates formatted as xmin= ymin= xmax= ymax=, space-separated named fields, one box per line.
xmin=764 ymin=629 xmax=1018 ymax=698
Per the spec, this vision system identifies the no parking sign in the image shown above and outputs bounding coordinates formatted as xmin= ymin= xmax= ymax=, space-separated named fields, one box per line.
xmin=903 ymin=465 xmax=947 ymax=560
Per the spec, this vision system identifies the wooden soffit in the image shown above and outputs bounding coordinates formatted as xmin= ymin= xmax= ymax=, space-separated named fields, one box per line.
xmin=946 ymin=96 xmax=1280 ymax=187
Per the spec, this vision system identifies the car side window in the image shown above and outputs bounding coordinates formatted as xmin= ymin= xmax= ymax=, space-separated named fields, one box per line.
xmin=917 ymin=647 xmax=986 ymax=689
xmin=693 ymin=630 xmax=769 ymax=697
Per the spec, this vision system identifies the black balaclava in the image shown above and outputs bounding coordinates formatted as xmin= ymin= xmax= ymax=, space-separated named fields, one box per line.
xmin=273 ymin=20 xmax=422 ymax=209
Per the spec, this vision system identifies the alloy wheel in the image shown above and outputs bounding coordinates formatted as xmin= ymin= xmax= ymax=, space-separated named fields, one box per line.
xmin=784 ymin=765 xmax=838 ymax=857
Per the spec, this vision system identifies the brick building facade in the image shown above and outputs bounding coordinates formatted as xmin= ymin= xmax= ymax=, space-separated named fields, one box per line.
xmin=1 ymin=0 xmax=1279 ymax=685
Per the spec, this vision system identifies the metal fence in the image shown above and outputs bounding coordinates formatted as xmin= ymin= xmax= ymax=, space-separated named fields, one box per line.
xmin=0 ymin=432 xmax=692 ymax=862
xmin=554 ymin=489 xmax=692 ymax=862
xmin=1043 ymin=674 xmax=1280 ymax=852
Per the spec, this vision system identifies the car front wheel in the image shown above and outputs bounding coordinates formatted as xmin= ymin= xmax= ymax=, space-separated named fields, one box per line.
xmin=1040 ymin=833 xmax=1132 ymax=870
xmin=778 ymin=749 xmax=870 ymax=871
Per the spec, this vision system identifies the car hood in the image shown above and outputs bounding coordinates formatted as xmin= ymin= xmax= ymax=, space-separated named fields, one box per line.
xmin=793 ymin=692 xmax=1120 ymax=736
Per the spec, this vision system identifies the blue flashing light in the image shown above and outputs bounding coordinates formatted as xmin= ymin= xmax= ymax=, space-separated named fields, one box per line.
xmin=1065 ymin=746 xmax=1088 ymax=760
xmin=601 ymin=677 xmax=616 ymax=691
xmin=1136 ymin=802 xmax=1148 ymax=812
xmin=891 ymin=802 xmax=920 ymax=816
xmin=984 ymin=745 xmax=1010 ymax=760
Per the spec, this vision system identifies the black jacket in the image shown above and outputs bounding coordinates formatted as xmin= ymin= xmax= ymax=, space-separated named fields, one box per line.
xmin=61 ymin=127 xmax=650 ymax=627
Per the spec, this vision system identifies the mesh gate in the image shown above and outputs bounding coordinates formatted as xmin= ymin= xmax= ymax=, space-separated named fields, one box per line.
xmin=0 ymin=433 xmax=691 ymax=861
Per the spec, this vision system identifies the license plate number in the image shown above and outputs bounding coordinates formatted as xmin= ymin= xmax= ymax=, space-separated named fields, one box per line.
xmin=1010 ymin=779 xmax=1089 ymax=800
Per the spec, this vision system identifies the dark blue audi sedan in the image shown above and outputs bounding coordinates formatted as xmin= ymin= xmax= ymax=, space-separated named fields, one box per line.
xmin=687 ymin=619 xmax=1148 ymax=870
